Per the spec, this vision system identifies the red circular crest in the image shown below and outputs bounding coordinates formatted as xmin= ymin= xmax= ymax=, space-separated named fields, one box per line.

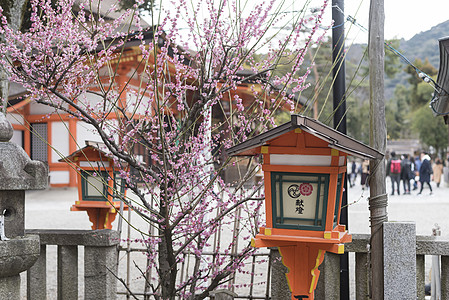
xmin=299 ymin=183 xmax=313 ymax=196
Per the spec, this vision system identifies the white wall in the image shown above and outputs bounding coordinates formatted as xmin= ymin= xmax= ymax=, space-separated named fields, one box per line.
xmin=11 ymin=130 xmax=23 ymax=147
xmin=49 ymin=170 xmax=70 ymax=184
xmin=51 ymin=122 xmax=70 ymax=163
xmin=78 ymin=93 xmax=104 ymax=112
xmin=7 ymin=113 xmax=24 ymax=125
xmin=29 ymin=101 xmax=68 ymax=115
xmin=77 ymin=122 xmax=102 ymax=145
xmin=127 ymin=92 xmax=152 ymax=116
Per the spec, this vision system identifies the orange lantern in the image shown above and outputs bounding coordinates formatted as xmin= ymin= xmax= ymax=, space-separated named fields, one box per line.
xmin=227 ymin=115 xmax=383 ymax=299
xmin=60 ymin=141 xmax=128 ymax=229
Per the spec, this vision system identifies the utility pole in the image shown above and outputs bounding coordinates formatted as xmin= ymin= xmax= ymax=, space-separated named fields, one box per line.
xmin=331 ymin=1 xmax=349 ymax=299
xmin=368 ymin=0 xmax=387 ymax=299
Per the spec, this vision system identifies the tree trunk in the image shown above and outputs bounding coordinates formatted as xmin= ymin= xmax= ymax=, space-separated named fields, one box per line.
xmin=159 ymin=185 xmax=177 ymax=300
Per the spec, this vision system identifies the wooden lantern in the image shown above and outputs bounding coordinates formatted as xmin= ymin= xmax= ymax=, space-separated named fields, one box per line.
xmin=227 ymin=115 xmax=383 ymax=299
xmin=60 ymin=141 xmax=128 ymax=229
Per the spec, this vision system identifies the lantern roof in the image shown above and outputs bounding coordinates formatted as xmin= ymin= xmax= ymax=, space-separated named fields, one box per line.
xmin=59 ymin=141 xmax=118 ymax=164
xmin=227 ymin=114 xmax=383 ymax=160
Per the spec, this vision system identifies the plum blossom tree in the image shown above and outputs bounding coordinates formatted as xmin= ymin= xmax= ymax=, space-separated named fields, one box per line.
xmin=0 ymin=0 xmax=329 ymax=298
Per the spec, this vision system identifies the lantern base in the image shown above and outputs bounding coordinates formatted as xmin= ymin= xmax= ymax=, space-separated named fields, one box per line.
xmin=87 ymin=208 xmax=117 ymax=230
xmin=71 ymin=205 xmax=124 ymax=229
xmin=251 ymin=226 xmax=351 ymax=299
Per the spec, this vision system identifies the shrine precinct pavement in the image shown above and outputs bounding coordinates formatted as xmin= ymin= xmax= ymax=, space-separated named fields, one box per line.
xmin=23 ymin=178 xmax=449 ymax=237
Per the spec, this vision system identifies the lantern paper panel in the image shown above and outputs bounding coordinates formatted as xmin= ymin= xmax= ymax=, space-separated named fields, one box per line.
xmin=113 ymin=172 xmax=126 ymax=201
xmin=81 ymin=170 xmax=108 ymax=201
xmin=272 ymin=172 xmax=329 ymax=231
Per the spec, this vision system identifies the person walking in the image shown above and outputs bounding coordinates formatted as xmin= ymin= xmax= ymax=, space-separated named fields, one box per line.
xmin=418 ymin=152 xmax=433 ymax=195
xmin=361 ymin=159 xmax=369 ymax=190
xmin=401 ymin=154 xmax=413 ymax=194
xmin=414 ymin=154 xmax=422 ymax=191
xmin=350 ymin=160 xmax=357 ymax=187
xmin=433 ymin=158 xmax=444 ymax=188
xmin=410 ymin=156 xmax=418 ymax=191
xmin=387 ymin=151 xmax=401 ymax=195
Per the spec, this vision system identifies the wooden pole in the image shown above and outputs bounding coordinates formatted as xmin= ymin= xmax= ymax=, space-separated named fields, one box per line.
xmin=368 ymin=0 xmax=387 ymax=299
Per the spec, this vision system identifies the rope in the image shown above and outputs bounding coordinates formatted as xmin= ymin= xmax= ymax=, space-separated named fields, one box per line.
xmin=367 ymin=193 xmax=388 ymax=298
xmin=368 ymin=193 xmax=388 ymax=228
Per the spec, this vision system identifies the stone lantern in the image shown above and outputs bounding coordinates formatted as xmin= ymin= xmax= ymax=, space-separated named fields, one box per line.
xmin=0 ymin=113 xmax=48 ymax=298
xmin=227 ymin=114 xmax=383 ymax=299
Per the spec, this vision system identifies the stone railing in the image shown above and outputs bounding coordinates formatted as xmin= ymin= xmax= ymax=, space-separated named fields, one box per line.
xmin=315 ymin=233 xmax=449 ymax=299
xmin=24 ymin=229 xmax=119 ymax=300
xmin=22 ymin=227 xmax=449 ymax=299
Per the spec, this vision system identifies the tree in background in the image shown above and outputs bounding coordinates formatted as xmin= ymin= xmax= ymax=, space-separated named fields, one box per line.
xmin=383 ymin=40 xmax=402 ymax=79
xmin=405 ymin=58 xmax=438 ymax=109
xmin=0 ymin=0 xmax=330 ymax=298
xmin=412 ymin=106 xmax=448 ymax=158
xmin=345 ymin=40 xmax=402 ymax=144
xmin=388 ymin=56 xmax=446 ymax=156
xmin=252 ymin=36 xmax=335 ymax=124
xmin=385 ymin=84 xmax=411 ymax=140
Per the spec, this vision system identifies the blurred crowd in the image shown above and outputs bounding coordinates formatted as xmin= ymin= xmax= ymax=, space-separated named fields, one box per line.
xmin=348 ymin=151 xmax=446 ymax=195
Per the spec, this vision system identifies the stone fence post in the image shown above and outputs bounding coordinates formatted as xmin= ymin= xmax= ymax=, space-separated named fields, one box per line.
xmin=270 ymin=248 xmax=291 ymax=299
xmin=84 ymin=230 xmax=119 ymax=300
xmin=383 ymin=222 xmax=416 ymax=299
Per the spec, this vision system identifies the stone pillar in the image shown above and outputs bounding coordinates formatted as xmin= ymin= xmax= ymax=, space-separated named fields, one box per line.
xmin=416 ymin=255 xmax=425 ymax=300
xmin=58 ymin=245 xmax=78 ymax=300
xmin=270 ymin=248 xmax=292 ymax=299
xmin=27 ymin=244 xmax=47 ymax=300
xmin=84 ymin=230 xmax=119 ymax=300
xmin=355 ymin=252 xmax=369 ymax=300
xmin=316 ymin=252 xmax=340 ymax=299
xmin=0 ymin=113 xmax=48 ymax=299
xmin=383 ymin=222 xmax=416 ymax=300
xmin=440 ymin=255 xmax=449 ymax=300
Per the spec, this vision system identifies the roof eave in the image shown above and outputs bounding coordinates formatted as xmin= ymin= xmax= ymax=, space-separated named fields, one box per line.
xmin=227 ymin=115 xmax=384 ymax=160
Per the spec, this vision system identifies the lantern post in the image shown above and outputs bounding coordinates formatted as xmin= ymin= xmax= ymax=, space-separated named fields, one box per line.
xmin=227 ymin=115 xmax=383 ymax=299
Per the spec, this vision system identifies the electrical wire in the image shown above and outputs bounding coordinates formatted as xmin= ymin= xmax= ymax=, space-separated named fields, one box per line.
xmin=282 ymin=3 xmax=449 ymax=116
xmin=344 ymin=12 xmax=449 ymax=115
xmin=333 ymin=4 xmax=439 ymax=88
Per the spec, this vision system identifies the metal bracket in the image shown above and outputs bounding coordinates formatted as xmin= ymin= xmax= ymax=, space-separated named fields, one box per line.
xmin=0 ymin=212 xmax=8 ymax=241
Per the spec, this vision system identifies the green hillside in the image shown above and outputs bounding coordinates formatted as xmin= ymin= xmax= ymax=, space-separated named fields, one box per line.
xmin=400 ymin=20 xmax=449 ymax=69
